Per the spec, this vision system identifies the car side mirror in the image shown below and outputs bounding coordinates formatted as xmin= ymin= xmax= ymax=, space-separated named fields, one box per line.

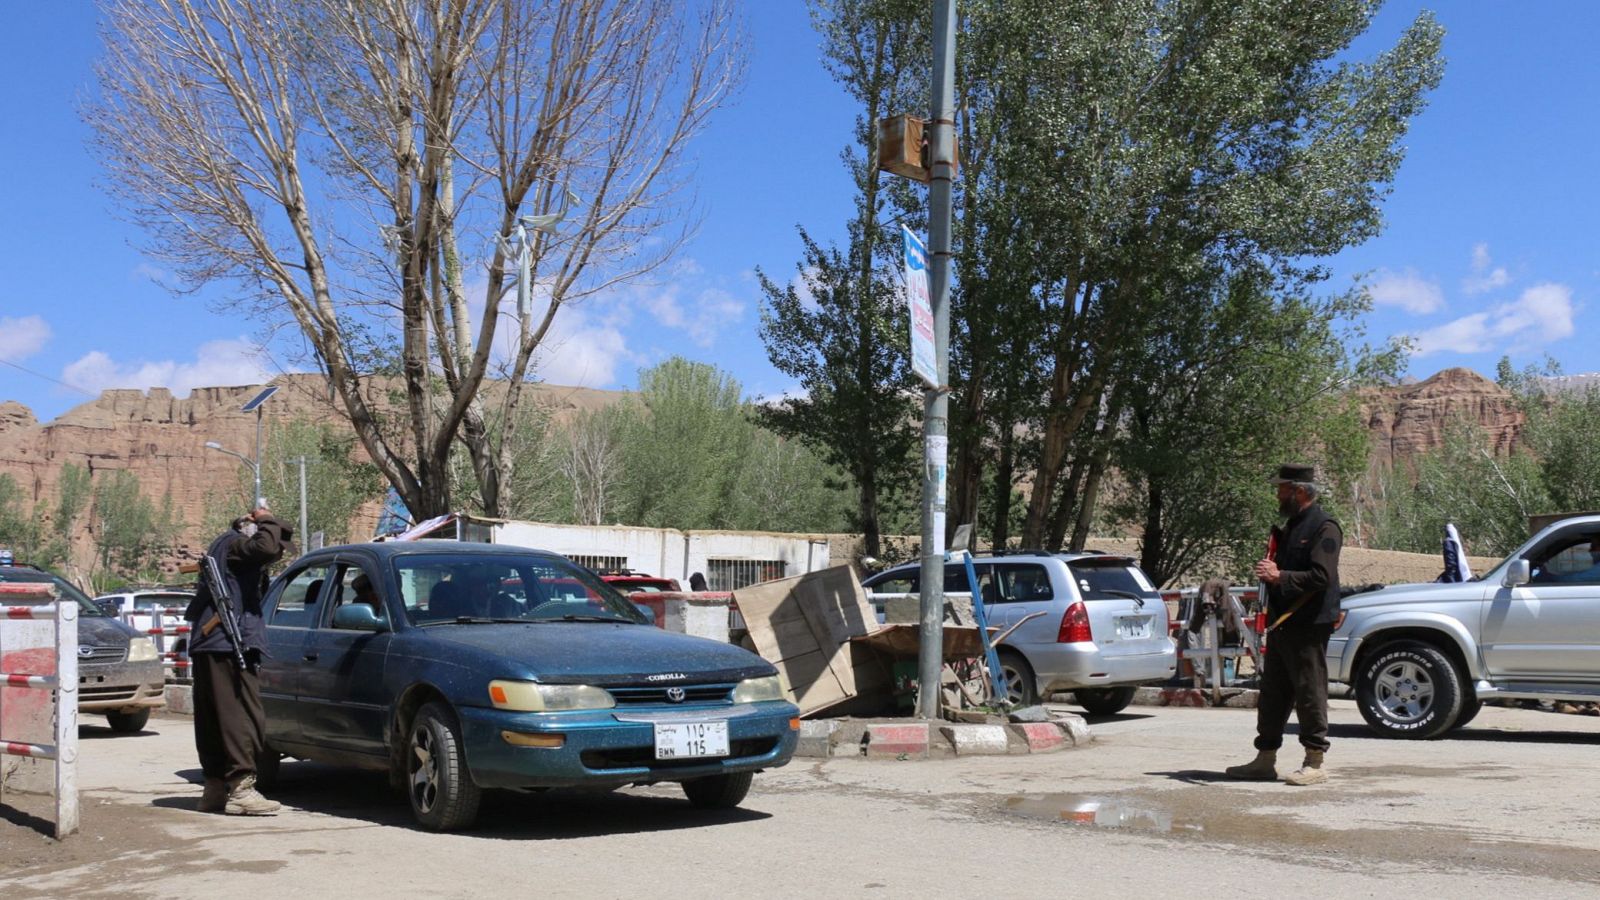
xmin=1502 ymin=559 xmax=1531 ymax=588
xmin=332 ymin=604 xmax=387 ymax=632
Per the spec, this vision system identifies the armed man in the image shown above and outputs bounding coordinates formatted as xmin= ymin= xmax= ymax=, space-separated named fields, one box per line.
xmin=184 ymin=502 xmax=293 ymax=814
xmin=1226 ymin=463 xmax=1343 ymax=786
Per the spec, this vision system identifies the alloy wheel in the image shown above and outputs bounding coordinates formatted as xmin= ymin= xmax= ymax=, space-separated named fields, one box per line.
xmin=1374 ymin=659 xmax=1435 ymax=722
xmin=409 ymin=722 xmax=440 ymax=814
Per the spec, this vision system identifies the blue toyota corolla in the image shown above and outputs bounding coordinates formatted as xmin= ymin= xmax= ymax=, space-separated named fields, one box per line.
xmin=257 ymin=540 xmax=799 ymax=830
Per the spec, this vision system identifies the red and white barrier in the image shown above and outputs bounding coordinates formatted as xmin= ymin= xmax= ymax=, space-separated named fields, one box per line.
xmin=120 ymin=607 xmax=192 ymax=683
xmin=0 ymin=584 xmax=79 ymax=838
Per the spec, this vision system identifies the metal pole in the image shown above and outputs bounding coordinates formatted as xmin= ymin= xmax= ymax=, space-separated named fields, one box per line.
xmin=295 ymin=456 xmax=309 ymax=544
xmin=253 ymin=406 xmax=264 ymax=507
xmin=916 ymin=0 xmax=957 ymax=719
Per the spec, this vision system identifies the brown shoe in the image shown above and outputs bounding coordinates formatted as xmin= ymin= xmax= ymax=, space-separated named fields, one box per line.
xmin=1224 ymin=750 xmax=1278 ymax=781
xmin=224 ymin=774 xmax=282 ymax=816
xmin=1285 ymin=750 xmax=1328 ymax=786
xmin=198 ymin=778 xmax=227 ymax=813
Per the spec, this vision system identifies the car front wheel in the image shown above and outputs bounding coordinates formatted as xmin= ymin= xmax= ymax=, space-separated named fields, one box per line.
xmin=1074 ymin=686 xmax=1137 ymax=716
xmin=1355 ymin=641 xmax=1464 ymax=739
xmin=405 ymin=701 xmax=482 ymax=831
xmin=106 ymin=709 xmax=150 ymax=733
xmin=682 ymin=772 xmax=753 ymax=809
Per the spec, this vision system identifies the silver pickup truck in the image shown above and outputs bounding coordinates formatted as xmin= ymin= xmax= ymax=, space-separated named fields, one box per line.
xmin=1331 ymin=515 xmax=1600 ymax=738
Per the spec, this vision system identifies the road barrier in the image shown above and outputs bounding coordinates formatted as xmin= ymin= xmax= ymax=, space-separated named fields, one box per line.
xmin=0 ymin=581 xmax=79 ymax=838
xmin=120 ymin=606 xmax=192 ymax=683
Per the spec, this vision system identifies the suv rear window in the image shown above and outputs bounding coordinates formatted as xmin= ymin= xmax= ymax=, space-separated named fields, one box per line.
xmin=1068 ymin=561 xmax=1160 ymax=601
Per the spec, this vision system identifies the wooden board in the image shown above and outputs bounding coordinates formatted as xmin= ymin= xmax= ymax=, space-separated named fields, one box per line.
xmin=733 ymin=566 xmax=889 ymax=716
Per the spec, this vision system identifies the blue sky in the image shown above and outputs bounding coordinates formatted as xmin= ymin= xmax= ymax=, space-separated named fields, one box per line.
xmin=2 ymin=2 xmax=1597 ymax=424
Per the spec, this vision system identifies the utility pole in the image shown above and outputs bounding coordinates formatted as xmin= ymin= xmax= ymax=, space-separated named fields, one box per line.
xmin=291 ymin=456 xmax=309 ymax=546
xmin=916 ymin=0 xmax=957 ymax=719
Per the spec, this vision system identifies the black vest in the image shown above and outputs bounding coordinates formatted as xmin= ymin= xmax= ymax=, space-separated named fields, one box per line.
xmin=1268 ymin=504 xmax=1342 ymax=628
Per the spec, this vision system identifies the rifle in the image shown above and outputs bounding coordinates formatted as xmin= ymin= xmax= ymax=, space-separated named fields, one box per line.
xmin=199 ymin=554 xmax=252 ymax=672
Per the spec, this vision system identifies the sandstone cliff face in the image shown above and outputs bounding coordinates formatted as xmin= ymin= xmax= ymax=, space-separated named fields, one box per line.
xmin=1357 ymin=367 xmax=1523 ymax=472
xmin=0 ymin=375 xmax=627 ymax=569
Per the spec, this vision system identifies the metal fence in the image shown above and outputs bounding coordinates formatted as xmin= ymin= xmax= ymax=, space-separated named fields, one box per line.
xmin=706 ymin=558 xmax=787 ymax=592
xmin=119 ymin=607 xmax=192 ymax=683
xmin=568 ymin=554 xmax=629 ymax=574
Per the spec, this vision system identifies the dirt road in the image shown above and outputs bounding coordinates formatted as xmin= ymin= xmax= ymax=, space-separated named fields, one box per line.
xmin=4 ymin=700 xmax=1598 ymax=898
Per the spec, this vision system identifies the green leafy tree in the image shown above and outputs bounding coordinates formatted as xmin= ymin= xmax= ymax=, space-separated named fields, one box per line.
xmin=90 ymin=470 xmax=180 ymax=588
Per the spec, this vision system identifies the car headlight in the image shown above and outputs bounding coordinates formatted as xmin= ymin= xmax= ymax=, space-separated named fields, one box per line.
xmin=126 ymin=637 xmax=158 ymax=663
xmin=730 ymin=675 xmax=785 ymax=704
xmin=487 ymin=680 xmax=615 ymax=712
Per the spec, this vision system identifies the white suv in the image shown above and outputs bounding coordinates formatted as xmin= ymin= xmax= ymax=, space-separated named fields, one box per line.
xmin=862 ymin=552 xmax=1177 ymax=714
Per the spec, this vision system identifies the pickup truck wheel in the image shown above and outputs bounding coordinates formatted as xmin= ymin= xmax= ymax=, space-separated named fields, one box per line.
xmin=1075 ymin=686 xmax=1137 ymax=716
xmin=405 ymin=701 xmax=482 ymax=831
xmin=1355 ymin=641 xmax=1463 ymax=739
xmin=1450 ymin=694 xmax=1484 ymax=731
xmin=106 ymin=709 xmax=150 ymax=733
xmin=998 ymin=650 xmax=1038 ymax=707
xmin=682 ymin=772 xmax=753 ymax=809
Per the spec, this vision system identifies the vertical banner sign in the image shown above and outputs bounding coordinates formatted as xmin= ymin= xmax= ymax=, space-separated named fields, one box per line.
xmin=902 ymin=225 xmax=938 ymax=388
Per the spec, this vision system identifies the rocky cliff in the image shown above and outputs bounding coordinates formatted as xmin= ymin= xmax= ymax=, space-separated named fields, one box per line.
xmin=1357 ymin=367 xmax=1523 ymax=472
xmin=0 ymin=374 xmax=626 ymax=570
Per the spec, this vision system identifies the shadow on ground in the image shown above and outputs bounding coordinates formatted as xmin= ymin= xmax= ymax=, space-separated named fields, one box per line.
xmin=1323 ymin=722 xmax=1600 ymax=746
xmin=151 ymin=760 xmax=771 ymax=838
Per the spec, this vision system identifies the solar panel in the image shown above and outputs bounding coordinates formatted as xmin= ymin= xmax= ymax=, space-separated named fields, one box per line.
xmin=240 ymin=385 xmax=278 ymax=412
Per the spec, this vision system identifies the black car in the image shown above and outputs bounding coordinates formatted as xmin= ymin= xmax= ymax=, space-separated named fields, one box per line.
xmin=0 ymin=564 xmax=167 ymax=732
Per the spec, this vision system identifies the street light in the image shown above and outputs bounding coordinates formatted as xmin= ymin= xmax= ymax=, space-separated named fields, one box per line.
xmin=240 ymin=386 xmax=279 ymax=507
xmin=204 ymin=441 xmax=260 ymax=507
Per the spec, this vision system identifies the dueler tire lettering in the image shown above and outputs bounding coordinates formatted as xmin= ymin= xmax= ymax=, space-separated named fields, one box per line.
xmin=1354 ymin=640 xmax=1464 ymax=740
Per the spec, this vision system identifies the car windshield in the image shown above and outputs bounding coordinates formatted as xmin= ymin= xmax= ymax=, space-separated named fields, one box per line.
xmin=1067 ymin=561 xmax=1161 ymax=601
xmin=394 ymin=552 xmax=647 ymax=626
xmin=0 ymin=569 xmax=109 ymax=617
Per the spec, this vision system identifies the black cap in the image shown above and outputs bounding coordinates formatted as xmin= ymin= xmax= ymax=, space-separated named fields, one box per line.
xmin=1270 ymin=463 xmax=1316 ymax=484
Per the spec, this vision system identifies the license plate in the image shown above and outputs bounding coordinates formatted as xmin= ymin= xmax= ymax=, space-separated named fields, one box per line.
xmin=1118 ymin=617 xmax=1150 ymax=639
xmin=653 ymin=721 xmax=729 ymax=760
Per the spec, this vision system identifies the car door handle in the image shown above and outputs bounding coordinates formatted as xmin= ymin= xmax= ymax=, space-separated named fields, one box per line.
xmin=303 ymin=653 xmax=318 ymax=662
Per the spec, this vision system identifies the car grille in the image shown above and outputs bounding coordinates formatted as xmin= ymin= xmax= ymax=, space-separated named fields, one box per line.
xmin=606 ymin=684 xmax=732 ymax=706
xmin=581 ymin=738 xmax=779 ymax=771
xmin=80 ymin=684 xmax=140 ymax=702
xmin=79 ymin=647 xmax=127 ymax=665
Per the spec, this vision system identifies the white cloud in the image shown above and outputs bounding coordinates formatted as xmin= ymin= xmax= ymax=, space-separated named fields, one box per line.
xmin=1412 ymin=282 xmax=1574 ymax=356
xmin=532 ymin=307 xmax=630 ymax=387
xmin=0 ymin=315 xmax=52 ymax=362
xmin=1368 ymin=269 xmax=1444 ymax=314
xmin=1462 ymin=242 xmax=1511 ymax=295
xmin=130 ymin=263 xmax=170 ymax=284
xmin=636 ymin=281 xmax=746 ymax=347
xmin=61 ymin=338 xmax=274 ymax=395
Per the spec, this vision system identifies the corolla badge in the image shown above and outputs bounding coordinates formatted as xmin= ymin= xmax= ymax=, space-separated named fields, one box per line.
xmin=665 ymin=687 xmax=686 ymax=703
xmin=645 ymin=672 xmax=687 ymax=682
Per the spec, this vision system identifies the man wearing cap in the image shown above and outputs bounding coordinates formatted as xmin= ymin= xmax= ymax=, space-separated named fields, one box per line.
xmin=1227 ymin=463 xmax=1342 ymax=786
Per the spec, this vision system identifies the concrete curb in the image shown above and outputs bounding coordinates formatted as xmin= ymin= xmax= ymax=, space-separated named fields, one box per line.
xmin=794 ymin=713 xmax=1093 ymax=759
xmin=1132 ymin=686 xmax=1260 ymax=709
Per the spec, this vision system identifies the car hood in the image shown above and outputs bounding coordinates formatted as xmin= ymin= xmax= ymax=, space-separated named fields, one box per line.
xmin=417 ymin=621 xmax=775 ymax=685
xmin=1341 ymin=580 xmax=1490 ymax=612
xmin=79 ymin=615 xmax=137 ymax=646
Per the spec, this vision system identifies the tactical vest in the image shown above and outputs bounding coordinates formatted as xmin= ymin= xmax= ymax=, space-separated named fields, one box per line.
xmin=1268 ymin=503 xmax=1342 ymax=628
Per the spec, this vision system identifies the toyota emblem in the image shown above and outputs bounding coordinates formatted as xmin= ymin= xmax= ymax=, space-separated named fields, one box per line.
xmin=665 ymin=687 xmax=686 ymax=703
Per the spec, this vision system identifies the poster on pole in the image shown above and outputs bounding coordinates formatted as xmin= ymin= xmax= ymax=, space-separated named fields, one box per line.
xmin=902 ymin=225 xmax=938 ymax=388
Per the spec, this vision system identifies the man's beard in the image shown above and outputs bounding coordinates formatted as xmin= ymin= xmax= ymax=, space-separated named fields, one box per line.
xmin=1278 ymin=496 xmax=1298 ymax=518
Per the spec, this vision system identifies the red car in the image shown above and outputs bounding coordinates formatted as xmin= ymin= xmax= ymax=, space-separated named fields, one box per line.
xmin=597 ymin=569 xmax=682 ymax=594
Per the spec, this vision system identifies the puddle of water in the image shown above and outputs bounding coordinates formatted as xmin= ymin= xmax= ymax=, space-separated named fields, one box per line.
xmin=1002 ymin=794 xmax=1201 ymax=834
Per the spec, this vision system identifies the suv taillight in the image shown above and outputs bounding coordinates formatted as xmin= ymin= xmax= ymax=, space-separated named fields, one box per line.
xmin=1056 ymin=601 xmax=1092 ymax=643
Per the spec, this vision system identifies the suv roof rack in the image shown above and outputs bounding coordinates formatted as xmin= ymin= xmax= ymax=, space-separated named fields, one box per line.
xmin=985 ymin=548 xmax=1053 ymax=557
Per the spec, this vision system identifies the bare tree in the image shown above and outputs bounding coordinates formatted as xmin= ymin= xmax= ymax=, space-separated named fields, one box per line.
xmin=558 ymin=409 xmax=622 ymax=526
xmin=90 ymin=0 xmax=742 ymax=518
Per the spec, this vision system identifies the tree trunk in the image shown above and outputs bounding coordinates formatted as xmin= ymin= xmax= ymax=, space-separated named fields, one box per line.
xmin=988 ymin=424 xmax=1015 ymax=551
xmin=1046 ymin=456 xmax=1086 ymax=552
xmin=1140 ymin=481 xmax=1165 ymax=584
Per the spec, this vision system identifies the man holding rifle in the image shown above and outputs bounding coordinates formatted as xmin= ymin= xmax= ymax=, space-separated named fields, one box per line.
xmin=185 ymin=503 xmax=293 ymax=814
xmin=1226 ymin=463 xmax=1342 ymax=787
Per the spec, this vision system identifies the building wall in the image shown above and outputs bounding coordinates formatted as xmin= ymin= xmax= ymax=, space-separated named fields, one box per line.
xmin=489 ymin=521 xmax=833 ymax=588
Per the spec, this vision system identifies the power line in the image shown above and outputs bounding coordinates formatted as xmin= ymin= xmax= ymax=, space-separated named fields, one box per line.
xmin=0 ymin=357 xmax=98 ymax=398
